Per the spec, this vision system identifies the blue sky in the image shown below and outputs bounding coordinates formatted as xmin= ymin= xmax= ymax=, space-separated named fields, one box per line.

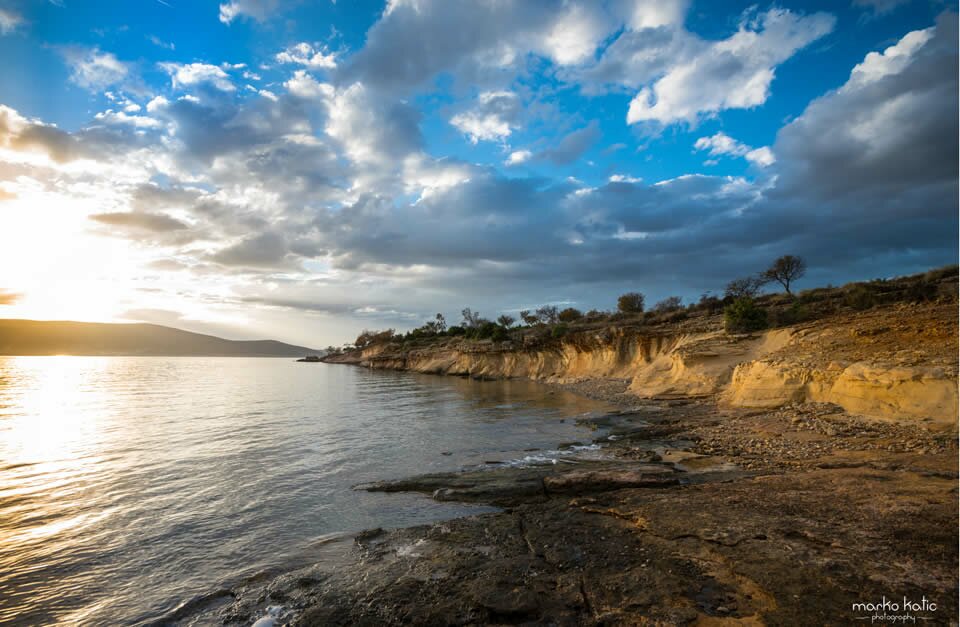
xmin=0 ymin=0 xmax=956 ymax=346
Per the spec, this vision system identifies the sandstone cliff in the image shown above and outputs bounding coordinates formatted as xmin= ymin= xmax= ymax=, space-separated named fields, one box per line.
xmin=326 ymin=298 xmax=957 ymax=426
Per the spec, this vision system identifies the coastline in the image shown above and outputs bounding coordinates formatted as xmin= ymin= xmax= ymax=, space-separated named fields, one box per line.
xmin=168 ymin=372 xmax=958 ymax=626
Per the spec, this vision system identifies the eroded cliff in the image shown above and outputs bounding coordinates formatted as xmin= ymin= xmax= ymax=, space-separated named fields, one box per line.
xmin=326 ymin=300 xmax=958 ymax=426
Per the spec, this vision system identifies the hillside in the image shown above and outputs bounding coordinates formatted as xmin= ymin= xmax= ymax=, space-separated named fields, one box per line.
xmin=0 ymin=320 xmax=317 ymax=357
xmin=325 ymin=266 xmax=959 ymax=425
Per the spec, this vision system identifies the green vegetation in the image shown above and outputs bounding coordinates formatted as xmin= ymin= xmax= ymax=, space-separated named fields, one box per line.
xmin=341 ymin=261 xmax=956 ymax=352
xmin=724 ymin=298 xmax=768 ymax=333
xmin=617 ymin=292 xmax=645 ymax=313
xmin=558 ymin=307 xmax=582 ymax=322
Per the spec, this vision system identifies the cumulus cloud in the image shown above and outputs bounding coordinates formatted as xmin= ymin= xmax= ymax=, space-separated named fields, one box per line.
xmin=90 ymin=211 xmax=190 ymax=232
xmin=626 ymin=9 xmax=835 ymax=125
xmin=505 ymin=149 xmax=532 ymax=166
xmin=275 ymin=42 xmax=337 ymax=69
xmin=159 ymin=62 xmax=235 ymax=92
xmin=61 ymin=47 xmax=130 ymax=91
xmin=342 ymin=1 xmax=620 ymax=93
xmin=94 ymin=109 xmax=163 ymax=129
xmin=694 ymin=131 xmax=775 ymax=167
xmin=210 ymin=231 xmax=294 ymax=268
xmin=219 ymin=0 xmax=278 ymax=24
xmin=0 ymin=7 xmax=954 ymax=342
xmin=537 ymin=123 xmax=601 ymax=165
xmin=450 ymin=91 xmax=521 ymax=143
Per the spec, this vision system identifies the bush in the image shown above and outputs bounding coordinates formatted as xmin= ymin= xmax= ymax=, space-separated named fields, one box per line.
xmin=491 ymin=326 xmax=509 ymax=342
xmin=776 ymin=301 xmax=812 ymax=325
xmin=558 ymin=307 xmax=583 ymax=322
xmin=535 ymin=305 xmax=559 ymax=324
xmin=617 ymin=292 xmax=645 ymax=313
xmin=446 ymin=325 xmax=465 ymax=336
xmin=697 ymin=293 xmax=723 ymax=313
xmin=652 ymin=296 xmax=682 ymax=313
xmin=475 ymin=321 xmax=500 ymax=339
xmin=724 ymin=298 xmax=768 ymax=333
xmin=844 ymin=284 xmax=876 ymax=311
xmin=551 ymin=324 xmax=569 ymax=338
xmin=906 ymin=280 xmax=938 ymax=303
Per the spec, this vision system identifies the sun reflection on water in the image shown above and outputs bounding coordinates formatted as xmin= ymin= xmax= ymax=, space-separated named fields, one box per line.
xmin=1 ymin=356 xmax=108 ymax=465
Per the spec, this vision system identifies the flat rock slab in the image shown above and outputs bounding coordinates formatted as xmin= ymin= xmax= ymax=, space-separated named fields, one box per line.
xmin=357 ymin=461 xmax=683 ymax=504
xmin=543 ymin=468 xmax=680 ymax=494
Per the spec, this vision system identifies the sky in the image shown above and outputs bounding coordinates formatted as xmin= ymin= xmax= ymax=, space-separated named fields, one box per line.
xmin=0 ymin=0 xmax=956 ymax=348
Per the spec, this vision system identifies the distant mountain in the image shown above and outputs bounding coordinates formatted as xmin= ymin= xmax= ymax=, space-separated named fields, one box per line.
xmin=0 ymin=320 xmax=319 ymax=357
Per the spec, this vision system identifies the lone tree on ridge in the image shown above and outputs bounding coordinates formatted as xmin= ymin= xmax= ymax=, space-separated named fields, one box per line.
xmin=763 ymin=255 xmax=807 ymax=295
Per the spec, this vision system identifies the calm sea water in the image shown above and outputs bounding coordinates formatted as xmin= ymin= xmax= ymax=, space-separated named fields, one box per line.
xmin=0 ymin=357 xmax=608 ymax=625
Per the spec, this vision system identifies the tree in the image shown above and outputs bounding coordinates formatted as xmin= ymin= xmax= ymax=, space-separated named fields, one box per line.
xmin=763 ymin=255 xmax=806 ymax=295
xmin=519 ymin=310 xmax=537 ymax=326
xmin=558 ymin=307 xmax=583 ymax=322
xmin=535 ymin=305 xmax=559 ymax=324
xmin=434 ymin=313 xmax=446 ymax=333
xmin=497 ymin=314 xmax=516 ymax=328
xmin=725 ymin=276 xmax=766 ymax=299
xmin=461 ymin=308 xmax=482 ymax=328
xmin=652 ymin=296 xmax=682 ymax=313
xmin=617 ymin=292 xmax=645 ymax=313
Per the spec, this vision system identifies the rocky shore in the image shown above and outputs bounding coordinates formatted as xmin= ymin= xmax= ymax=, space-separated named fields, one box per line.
xmin=168 ymin=392 xmax=957 ymax=626
xmin=170 ymin=287 xmax=958 ymax=625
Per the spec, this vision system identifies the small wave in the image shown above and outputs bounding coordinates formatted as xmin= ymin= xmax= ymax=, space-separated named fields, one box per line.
xmin=492 ymin=443 xmax=605 ymax=468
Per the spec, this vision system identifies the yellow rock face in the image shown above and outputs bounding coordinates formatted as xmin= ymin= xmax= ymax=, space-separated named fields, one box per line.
xmin=348 ymin=303 xmax=958 ymax=427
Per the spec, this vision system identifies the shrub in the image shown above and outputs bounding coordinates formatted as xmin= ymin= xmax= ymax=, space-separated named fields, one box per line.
xmin=777 ymin=301 xmax=812 ymax=325
xmin=558 ymin=307 xmax=583 ymax=322
xmin=697 ymin=293 xmax=723 ymax=313
xmin=724 ymin=298 xmax=768 ymax=333
xmin=496 ymin=314 xmax=516 ymax=328
xmin=551 ymin=323 xmax=569 ymax=338
xmin=447 ymin=325 xmax=465 ymax=336
xmin=906 ymin=280 xmax=938 ymax=303
xmin=724 ymin=276 xmax=766 ymax=299
xmin=617 ymin=292 xmax=645 ymax=313
xmin=491 ymin=326 xmax=509 ymax=342
xmin=652 ymin=296 xmax=682 ymax=313
xmin=476 ymin=321 xmax=500 ymax=339
xmin=844 ymin=284 xmax=876 ymax=311
xmin=535 ymin=305 xmax=559 ymax=324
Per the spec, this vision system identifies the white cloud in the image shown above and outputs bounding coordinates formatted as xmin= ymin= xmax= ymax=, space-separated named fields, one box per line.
xmin=159 ymin=62 xmax=235 ymax=92
xmin=626 ymin=8 xmax=835 ymax=125
xmin=148 ymin=35 xmax=175 ymax=51
xmin=276 ymin=42 xmax=337 ymax=69
xmin=846 ymin=26 xmax=933 ymax=89
xmin=94 ymin=109 xmax=163 ymax=129
xmin=0 ymin=8 xmax=25 ymax=35
xmin=62 ymin=47 xmax=130 ymax=91
xmin=538 ymin=3 xmax=611 ymax=66
xmin=609 ymin=173 xmax=643 ymax=183
xmin=450 ymin=91 xmax=520 ymax=144
xmin=694 ymin=131 xmax=775 ymax=167
xmin=618 ymin=0 xmax=689 ymax=30
xmin=146 ymin=96 xmax=169 ymax=113
xmin=284 ymin=70 xmax=333 ymax=99
xmin=505 ymin=150 xmax=532 ymax=166
xmin=219 ymin=0 xmax=278 ymax=24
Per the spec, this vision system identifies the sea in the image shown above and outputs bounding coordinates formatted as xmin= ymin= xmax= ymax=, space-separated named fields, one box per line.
xmin=0 ymin=356 xmax=610 ymax=625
